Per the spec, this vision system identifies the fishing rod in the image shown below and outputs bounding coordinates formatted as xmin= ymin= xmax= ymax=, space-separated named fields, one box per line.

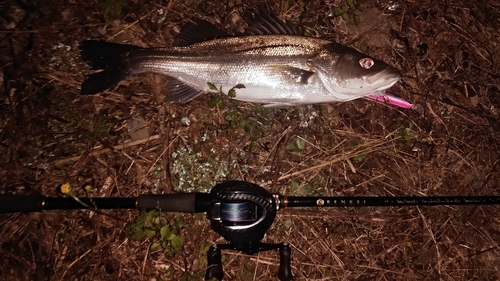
xmin=2 ymin=180 xmax=500 ymax=281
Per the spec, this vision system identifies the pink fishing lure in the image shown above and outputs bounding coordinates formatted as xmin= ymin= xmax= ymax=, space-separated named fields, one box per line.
xmin=366 ymin=91 xmax=413 ymax=109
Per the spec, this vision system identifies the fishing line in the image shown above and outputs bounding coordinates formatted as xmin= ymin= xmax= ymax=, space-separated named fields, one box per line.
xmin=220 ymin=201 xmax=250 ymax=222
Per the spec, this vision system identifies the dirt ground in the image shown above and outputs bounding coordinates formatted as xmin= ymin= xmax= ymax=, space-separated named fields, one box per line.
xmin=1 ymin=0 xmax=500 ymax=280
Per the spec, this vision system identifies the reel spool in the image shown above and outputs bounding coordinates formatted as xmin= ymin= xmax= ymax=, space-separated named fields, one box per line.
xmin=208 ymin=181 xmax=277 ymax=253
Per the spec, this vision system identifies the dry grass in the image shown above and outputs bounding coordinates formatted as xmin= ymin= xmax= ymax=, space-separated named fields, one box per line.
xmin=1 ymin=0 xmax=500 ymax=280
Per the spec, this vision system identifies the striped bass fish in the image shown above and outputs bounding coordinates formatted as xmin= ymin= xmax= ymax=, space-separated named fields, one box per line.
xmin=79 ymin=13 xmax=401 ymax=108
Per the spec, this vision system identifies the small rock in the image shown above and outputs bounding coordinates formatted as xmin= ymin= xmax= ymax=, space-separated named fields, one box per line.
xmin=127 ymin=116 xmax=150 ymax=141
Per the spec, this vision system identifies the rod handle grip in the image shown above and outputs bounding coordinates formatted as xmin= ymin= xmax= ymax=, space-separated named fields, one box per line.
xmin=137 ymin=193 xmax=212 ymax=212
xmin=0 ymin=195 xmax=45 ymax=214
xmin=278 ymin=244 xmax=293 ymax=281
xmin=205 ymin=246 xmax=223 ymax=280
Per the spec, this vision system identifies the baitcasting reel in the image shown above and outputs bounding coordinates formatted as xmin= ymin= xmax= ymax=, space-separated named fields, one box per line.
xmin=205 ymin=181 xmax=291 ymax=281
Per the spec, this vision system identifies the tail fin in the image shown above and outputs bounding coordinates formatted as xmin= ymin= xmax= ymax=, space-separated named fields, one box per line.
xmin=79 ymin=40 xmax=141 ymax=95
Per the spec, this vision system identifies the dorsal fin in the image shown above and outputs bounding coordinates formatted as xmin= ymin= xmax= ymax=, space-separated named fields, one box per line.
xmin=173 ymin=12 xmax=298 ymax=47
xmin=246 ymin=12 xmax=298 ymax=35
xmin=173 ymin=19 xmax=229 ymax=47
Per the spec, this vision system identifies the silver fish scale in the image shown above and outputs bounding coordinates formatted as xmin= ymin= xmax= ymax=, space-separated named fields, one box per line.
xmin=131 ymin=35 xmax=344 ymax=106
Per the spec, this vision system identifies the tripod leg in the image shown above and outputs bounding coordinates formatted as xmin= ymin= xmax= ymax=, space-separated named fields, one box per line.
xmin=205 ymin=245 xmax=223 ymax=281
xmin=278 ymin=244 xmax=293 ymax=281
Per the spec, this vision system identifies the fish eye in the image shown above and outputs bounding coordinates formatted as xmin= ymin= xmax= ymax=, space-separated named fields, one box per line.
xmin=359 ymin=58 xmax=374 ymax=69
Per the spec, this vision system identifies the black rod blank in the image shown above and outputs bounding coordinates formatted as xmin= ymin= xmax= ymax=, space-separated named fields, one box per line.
xmin=281 ymin=196 xmax=500 ymax=208
xmin=2 ymin=194 xmax=500 ymax=214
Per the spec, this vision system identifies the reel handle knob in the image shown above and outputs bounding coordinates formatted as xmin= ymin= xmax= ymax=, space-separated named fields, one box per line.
xmin=205 ymin=245 xmax=223 ymax=281
xmin=278 ymin=244 xmax=293 ymax=281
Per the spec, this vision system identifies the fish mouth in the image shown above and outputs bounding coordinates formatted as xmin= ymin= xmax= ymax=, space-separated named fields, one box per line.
xmin=329 ymin=67 xmax=401 ymax=96
xmin=366 ymin=68 xmax=401 ymax=91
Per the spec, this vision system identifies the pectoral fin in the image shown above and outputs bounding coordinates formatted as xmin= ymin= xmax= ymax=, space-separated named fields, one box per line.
xmin=165 ymin=77 xmax=204 ymax=103
xmin=269 ymin=66 xmax=315 ymax=85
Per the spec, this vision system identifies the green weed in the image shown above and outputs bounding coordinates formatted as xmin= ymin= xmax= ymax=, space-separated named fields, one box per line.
xmin=170 ymin=146 xmax=246 ymax=191
xmin=394 ymin=122 xmax=418 ymax=147
xmin=282 ymin=0 xmax=328 ymax=37
xmin=330 ymin=0 xmax=366 ymax=26
xmin=290 ymin=180 xmax=324 ymax=196
xmin=206 ymin=83 xmax=274 ymax=153
xmin=286 ymin=136 xmax=307 ymax=153
xmin=348 ymin=140 xmax=366 ymax=163
xmin=124 ymin=210 xmax=184 ymax=256
xmin=103 ymin=0 xmax=124 ymax=15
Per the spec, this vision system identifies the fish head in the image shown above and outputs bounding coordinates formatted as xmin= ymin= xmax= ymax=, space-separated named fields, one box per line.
xmin=312 ymin=43 xmax=401 ymax=99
